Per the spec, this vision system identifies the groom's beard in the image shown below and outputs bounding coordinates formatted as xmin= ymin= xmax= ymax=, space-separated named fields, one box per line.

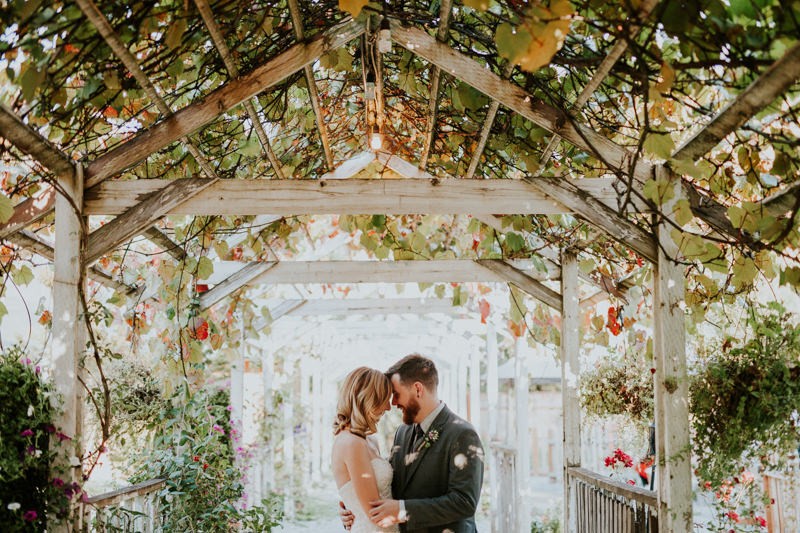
xmin=401 ymin=397 xmax=421 ymax=425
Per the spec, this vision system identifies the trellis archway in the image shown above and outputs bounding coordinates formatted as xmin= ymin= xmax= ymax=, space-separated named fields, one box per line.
xmin=2 ymin=1 xmax=800 ymax=532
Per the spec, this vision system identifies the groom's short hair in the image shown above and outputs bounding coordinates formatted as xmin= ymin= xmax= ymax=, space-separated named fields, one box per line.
xmin=386 ymin=353 xmax=438 ymax=391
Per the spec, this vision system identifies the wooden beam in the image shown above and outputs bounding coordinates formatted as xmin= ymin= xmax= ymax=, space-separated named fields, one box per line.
xmin=391 ymin=22 xmax=653 ymax=182
xmin=763 ymin=181 xmax=800 ymax=216
xmin=83 ymin=19 xmax=364 ymax=188
xmin=0 ymin=105 xmax=75 ymax=178
xmin=465 ymin=63 xmax=515 ymax=180
xmin=672 ymin=42 xmax=800 ymax=162
xmin=9 ymin=230 xmax=133 ymax=293
xmin=419 ymin=0 xmax=454 ymax=169
xmin=560 ymin=249 xmax=581 ymax=530
xmin=0 ymin=187 xmax=56 ymax=239
xmin=476 ymin=258 xmax=561 ymax=311
xmin=84 ymin=177 xmax=626 ymax=216
xmin=199 ymin=261 xmax=278 ymax=310
xmin=194 ymin=0 xmax=285 ymax=179
xmin=524 ymin=176 xmax=658 ymax=263
xmin=85 ymin=178 xmax=218 ymax=264
xmin=237 ymin=259 xmax=510 ymax=285
xmin=287 ymin=0 xmax=334 ymax=170
xmin=142 ymin=227 xmax=187 ymax=261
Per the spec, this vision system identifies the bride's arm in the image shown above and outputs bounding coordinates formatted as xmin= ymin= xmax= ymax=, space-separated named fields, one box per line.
xmin=341 ymin=436 xmax=382 ymax=514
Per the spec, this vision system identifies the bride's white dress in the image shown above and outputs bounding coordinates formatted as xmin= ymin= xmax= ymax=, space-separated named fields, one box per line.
xmin=338 ymin=457 xmax=399 ymax=533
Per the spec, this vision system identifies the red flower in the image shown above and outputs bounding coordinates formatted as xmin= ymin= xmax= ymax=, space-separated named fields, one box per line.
xmin=23 ymin=510 xmax=37 ymax=522
xmin=727 ymin=511 xmax=739 ymax=522
xmin=626 ymin=479 xmax=636 ymax=485
xmin=755 ymin=516 xmax=767 ymax=527
xmin=203 ymin=463 xmax=209 ymax=470
xmin=193 ymin=455 xmax=200 ymax=462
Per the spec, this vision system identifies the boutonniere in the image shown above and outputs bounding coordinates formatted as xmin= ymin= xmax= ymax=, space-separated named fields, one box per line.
xmin=418 ymin=429 xmax=440 ymax=450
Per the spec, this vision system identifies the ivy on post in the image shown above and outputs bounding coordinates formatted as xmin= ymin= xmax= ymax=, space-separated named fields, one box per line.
xmin=652 ymin=164 xmax=693 ymax=533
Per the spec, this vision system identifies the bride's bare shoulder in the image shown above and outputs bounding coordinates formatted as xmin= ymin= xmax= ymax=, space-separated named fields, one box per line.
xmin=333 ymin=429 xmax=367 ymax=449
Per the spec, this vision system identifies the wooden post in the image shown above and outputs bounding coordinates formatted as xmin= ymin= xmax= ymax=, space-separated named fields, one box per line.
xmin=458 ymin=350 xmax=468 ymax=417
xmin=486 ymin=323 xmax=500 ymax=533
xmin=469 ymin=342 xmax=481 ymax=434
xmin=561 ymin=248 xmax=581 ymax=531
xmin=653 ymin=166 xmax=692 ymax=532
xmin=283 ymin=360 xmax=295 ymax=520
xmin=515 ymin=336 xmax=530 ymax=533
xmin=311 ymin=361 xmax=323 ymax=483
xmin=51 ymin=163 xmax=84 ymax=531
xmin=262 ymin=343 xmax=275 ymax=494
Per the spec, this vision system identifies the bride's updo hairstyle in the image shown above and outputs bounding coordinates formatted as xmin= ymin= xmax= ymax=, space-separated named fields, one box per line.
xmin=333 ymin=367 xmax=392 ymax=438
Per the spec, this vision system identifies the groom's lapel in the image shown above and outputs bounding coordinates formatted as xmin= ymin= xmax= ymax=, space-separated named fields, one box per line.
xmin=401 ymin=408 xmax=450 ymax=492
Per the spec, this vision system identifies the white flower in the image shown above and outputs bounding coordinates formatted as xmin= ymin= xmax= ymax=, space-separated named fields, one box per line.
xmin=7 ymin=502 xmax=21 ymax=511
xmin=34 ymin=449 xmax=43 ymax=458
xmin=27 ymin=405 xmax=34 ymax=417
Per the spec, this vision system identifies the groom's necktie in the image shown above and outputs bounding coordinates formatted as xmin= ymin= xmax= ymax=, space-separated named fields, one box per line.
xmin=411 ymin=424 xmax=424 ymax=451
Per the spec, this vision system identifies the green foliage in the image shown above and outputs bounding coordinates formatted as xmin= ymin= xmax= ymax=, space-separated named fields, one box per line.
xmin=130 ymin=384 xmax=283 ymax=531
xmin=0 ymin=346 xmax=75 ymax=532
xmin=691 ymin=303 xmax=800 ymax=486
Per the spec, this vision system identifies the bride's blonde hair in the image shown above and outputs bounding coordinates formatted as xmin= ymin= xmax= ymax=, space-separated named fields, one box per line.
xmin=333 ymin=367 xmax=392 ymax=438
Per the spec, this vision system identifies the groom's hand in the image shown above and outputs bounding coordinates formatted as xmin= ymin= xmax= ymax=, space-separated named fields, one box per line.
xmin=368 ymin=499 xmax=402 ymax=527
xmin=338 ymin=501 xmax=354 ymax=530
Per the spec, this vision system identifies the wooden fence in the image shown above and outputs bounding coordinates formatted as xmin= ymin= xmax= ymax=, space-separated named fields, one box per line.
xmin=490 ymin=443 xmax=517 ymax=533
xmin=568 ymin=467 xmax=658 ymax=533
xmin=764 ymin=458 xmax=800 ymax=533
xmin=80 ymin=478 xmax=165 ymax=532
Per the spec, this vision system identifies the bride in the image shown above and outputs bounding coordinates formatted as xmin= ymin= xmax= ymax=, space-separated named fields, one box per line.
xmin=332 ymin=367 xmax=399 ymax=533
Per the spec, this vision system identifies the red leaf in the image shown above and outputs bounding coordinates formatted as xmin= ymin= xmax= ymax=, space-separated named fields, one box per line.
xmin=479 ymin=299 xmax=490 ymax=324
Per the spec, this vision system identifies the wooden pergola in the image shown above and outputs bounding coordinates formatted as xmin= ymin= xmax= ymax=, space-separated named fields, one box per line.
xmin=2 ymin=1 xmax=800 ymax=531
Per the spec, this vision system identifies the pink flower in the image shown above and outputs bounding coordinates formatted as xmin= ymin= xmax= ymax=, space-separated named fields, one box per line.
xmin=20 ymin=429 xmax=34 ymax=437
xmin=23 ymin=510 xmax=37 ymax=522
xmin=212 ymin=424 xmax=224 ymax=434
xmin=755 ymin=516 xmax=767 ymax=527
xmin=52 ymin=478 xmax=64 ymax=488
xmin=727 ymin=511 xmax=739 ymax=522
xmin=626 ymin=479 xmax=636 ymax=485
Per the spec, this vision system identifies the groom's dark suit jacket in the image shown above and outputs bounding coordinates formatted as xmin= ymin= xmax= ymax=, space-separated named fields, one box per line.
xmin=389 ymin=404 xmax=484 ymax=533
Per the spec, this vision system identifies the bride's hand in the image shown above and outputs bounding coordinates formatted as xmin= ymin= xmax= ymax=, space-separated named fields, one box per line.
xmin=339 ymin=501 xmax=354 ymax=530
xmin=368 ymin=499 xmax=401 ymax=527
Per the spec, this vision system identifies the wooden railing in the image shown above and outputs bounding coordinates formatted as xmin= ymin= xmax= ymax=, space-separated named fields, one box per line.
xmin=567 ymin=467 xmax=658 ymax=533
xmin=764 ymin=459 xmax=800 ymax=533
xmin=80 ymin=478 xmax=165 ymax=532
xmin=489 ymin=443 xmax=517 ymax=533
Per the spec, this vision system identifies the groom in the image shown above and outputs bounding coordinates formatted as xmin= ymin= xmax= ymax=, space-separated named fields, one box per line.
xmin=342 ymin=353 xmax=485 ymax=532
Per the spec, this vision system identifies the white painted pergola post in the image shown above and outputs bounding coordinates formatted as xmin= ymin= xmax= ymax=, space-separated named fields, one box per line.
xmin=561 ymin=249 xmax=581 ymax=530
xmin=261 ymin=342 xmax=275 ymax=494
xmin=457 ymin=351 xmax=468 ymax=418
xmin=283 ymin=359 xmax=296 ymax=520
xmin=311 ymin=360 xmax=323 ymax=483
xmin=51 ymin=164 xmax=84 ymax=531
xmin=653 ymin=167 xmax=692 ymax=533
xmin=514 ymin=336 xmax=530 ymax=533
xmin=300 ymin=355 xmax=311 ymax=489
xmin=469 ymin=341 xmax=481 ymax=432
xmin=486 ymin=323 xmax=499 ymax=533
xmin=231 ymin=313 xmax=245 ymax=451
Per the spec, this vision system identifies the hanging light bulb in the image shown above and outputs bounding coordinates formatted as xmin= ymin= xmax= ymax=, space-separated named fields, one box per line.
xmin=369 ymin=130 xmax=384 ymax=151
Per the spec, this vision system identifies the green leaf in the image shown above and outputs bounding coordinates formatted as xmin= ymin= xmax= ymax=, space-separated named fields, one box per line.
xmin=0 ymin=193 xmax=14 ymax=223
xmin=239 ymin=138 xmax=261 ymax=157
xmin=0 ymin=301 xmax=7 ymax=323
xmin=504 ymin=232 xmax=525 ymax=252
xmin=496 ymin=23 xmax=532 ymax=64
xmin=579 ymin=258 xmax=596 ymax=274
xmin=196 ymin=257 xmax=214 ymax=280
xmin=456 ymin=83 xmax=488 ymax=112
xmin=12 ymin=265 xmax=34 ymax=286
xmin=672 ymin=199 xmax=694 ymax=227
xmin=642 ymin=177 xmax=676 ymax=206
xmin=463 ymin=0 xmax=490 ymax=10
xmin=643 ymin=132 xmax=675 ymax=160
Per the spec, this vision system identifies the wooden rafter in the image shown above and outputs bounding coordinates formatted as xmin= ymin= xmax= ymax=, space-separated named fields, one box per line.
xmin=8 ymin=230 xmax=134 ymax=293
xmin=418 ymin=0 xmax=453 ymax=170
xmin=142 ymin=227 xmax=187 ymax=261
xmin=83 ymin=19 xmax=364 ymax=188
xmin=525 ymin=176 xmax=657 ymax=263
xmin=199 ymin=261 xmax=278 ymax=310
xmin=84 ymin=177 xmax=630 ymax=216
xmin=476 ymin=259 xmax=561 ymax=312
xmin=0 ymin=105 xmax=75 ymax=178
xmin=288 ymin=0 xmax=334 ymax=170
xmin=464 ymin=63 xmax=515 ymax=180
xmin=0 ymin=188 xmax=55 ymax=240
xmin=539 ymin=0 xmax=660 ymax=165
xmin=76 ymin=0 xmax=220 ymax=182
xmin=85 ymin=179 xmax=217 ymax=264
xmin=672 ymin=42 xmax=800 ymax=162
xmin=763 ymin=181 xmax=800 ymax=215
xmin=390 ymin=22 xmax=653 ymax=183
xmin=194 ymin=0 xmax=286 ymax=179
